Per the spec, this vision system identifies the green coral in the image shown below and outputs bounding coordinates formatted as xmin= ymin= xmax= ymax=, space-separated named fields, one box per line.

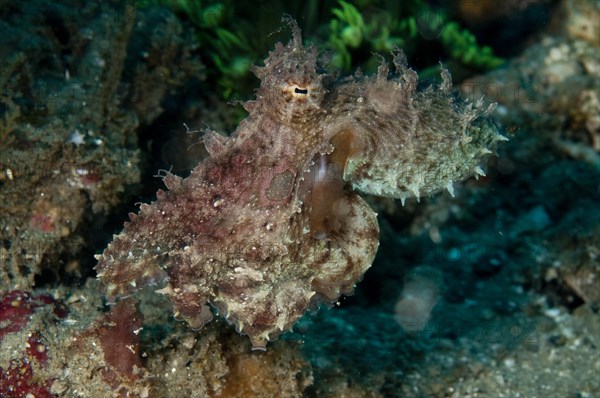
xmin=136 ymin=0 xmax=504 ymax=98
xmin=327 ymin=0 xmax=417 ymax=71
xmin=137 ymin=0 xmax=257 ymax=98
xmin=440 ymin=22 xmax=504 ymax=70
xmin=327 ymin=0 xmax=504 ymax=72
xmin=327 ymin=0 xmax=414 ymax=71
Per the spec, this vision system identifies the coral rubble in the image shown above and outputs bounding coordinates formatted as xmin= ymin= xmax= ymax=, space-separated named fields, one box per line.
xmin=0 ymin=290 xmax=67 ymax=398
xmin=96 ymin=20 xmax=503 ymax=349
xmin=0 ymin=0 xmax=203 ymax=291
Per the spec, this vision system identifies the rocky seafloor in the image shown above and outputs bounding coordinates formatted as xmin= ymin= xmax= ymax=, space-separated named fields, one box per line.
xmin=1 ymin=0 xmax=598 ymax=397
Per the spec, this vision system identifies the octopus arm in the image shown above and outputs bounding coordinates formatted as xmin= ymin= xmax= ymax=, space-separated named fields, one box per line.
xmin=94 ymin=210 xmax=170 ymax=304
xmin=95 ymin=182 xmax=194 ymax=303
xmin=324 ymin=53 xmax=505 ymax=202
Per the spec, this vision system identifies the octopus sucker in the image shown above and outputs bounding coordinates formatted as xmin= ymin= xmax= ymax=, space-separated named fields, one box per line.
xmin=95 ymin=19 xmax=503 ymax=348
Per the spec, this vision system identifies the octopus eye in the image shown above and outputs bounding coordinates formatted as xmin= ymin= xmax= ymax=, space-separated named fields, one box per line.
xmin=294 ymin=87 xmax=308 ymax=95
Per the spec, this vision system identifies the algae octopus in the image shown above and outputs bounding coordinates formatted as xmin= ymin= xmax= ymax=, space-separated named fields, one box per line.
xmin=96 ymin=21 xmax=504 ymax=349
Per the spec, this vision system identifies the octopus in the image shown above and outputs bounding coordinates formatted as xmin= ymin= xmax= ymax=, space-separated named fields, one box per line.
xmin=95 ymin=20 xmax=505 ymax=350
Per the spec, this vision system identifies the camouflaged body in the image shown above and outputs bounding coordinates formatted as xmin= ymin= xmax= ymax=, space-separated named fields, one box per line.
xmin=96 ymin=22 xmax=504 ymax=349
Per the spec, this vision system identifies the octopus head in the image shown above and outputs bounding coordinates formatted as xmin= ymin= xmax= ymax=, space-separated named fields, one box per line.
xmin=251 ymin=21 xmax=328 ymax=121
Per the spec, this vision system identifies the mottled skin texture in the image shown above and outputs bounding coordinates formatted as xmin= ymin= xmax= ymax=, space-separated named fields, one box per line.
xmin=96 ymin=22 xmax=504 ymax=349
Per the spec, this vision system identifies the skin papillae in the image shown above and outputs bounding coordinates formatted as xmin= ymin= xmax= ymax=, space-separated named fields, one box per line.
xmin=95 ymin=20 xmax=505 ymax=350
